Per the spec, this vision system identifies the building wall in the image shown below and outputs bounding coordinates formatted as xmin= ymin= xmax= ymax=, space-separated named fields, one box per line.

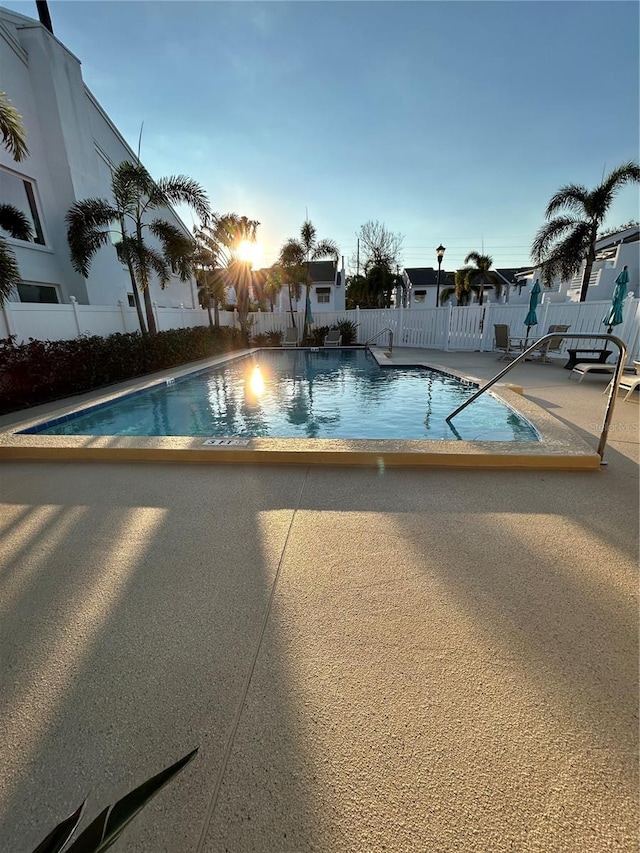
xmin=0 ymin=7 xmax=198 ymax=309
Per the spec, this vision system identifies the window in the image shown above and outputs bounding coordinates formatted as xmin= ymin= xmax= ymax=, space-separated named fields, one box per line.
xmin=316 ymin=287 xmax=331 ymax=304
xmin=17 ymin=283 xmax=59 ymax=303
xmin=127 ymin=294 xmax=136 ymax=307
xmin=413 ymin=290 xmax=426 ymax=303
xmin=0 ymin=169 xmax=45 ymax=244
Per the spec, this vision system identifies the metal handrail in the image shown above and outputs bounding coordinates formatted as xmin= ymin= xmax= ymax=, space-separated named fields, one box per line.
xmin=365 ymin=327 xmax=394 ymax=352
xmin=445 ymin=333 xmax=628 ymax=461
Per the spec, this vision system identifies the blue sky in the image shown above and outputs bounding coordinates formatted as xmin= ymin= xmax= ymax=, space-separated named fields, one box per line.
xmin=4 ymin=0 xmax=639 ymax=271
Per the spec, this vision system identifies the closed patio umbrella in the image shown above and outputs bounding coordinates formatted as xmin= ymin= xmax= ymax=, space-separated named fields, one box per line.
xmin=524 ymin=279 xmax=541 ymax=345
xmin=603 ymin=265 xmax=629 ymax=334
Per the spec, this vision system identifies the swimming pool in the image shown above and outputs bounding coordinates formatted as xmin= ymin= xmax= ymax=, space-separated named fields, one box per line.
xmin=21 ymin=349 xmax=538 ymax=442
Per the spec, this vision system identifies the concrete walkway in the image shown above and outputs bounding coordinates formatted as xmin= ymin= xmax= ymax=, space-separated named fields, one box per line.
xmin=0 ymin=350 xmax=637 ymax=852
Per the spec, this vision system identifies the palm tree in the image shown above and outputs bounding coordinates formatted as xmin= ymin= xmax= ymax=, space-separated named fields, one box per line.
xmin=0 ymin=91 xmax=29 ymax=304
xmin=463 ymin=253 xmax=503 ymax=306
xmin=66 ymin=161 xmax=209 ymax=335
xmin=193 ymin=223 xmax=230 ymax=328
xmin=532 ymin=161 xmax=640 ymax=302
xmin=279 ymin=220 xmax=338 ymax=338
xmin=198 ymin=214 xmax=260 ymax=337
xmin=264 ymin=264 xmax=283 ymax=312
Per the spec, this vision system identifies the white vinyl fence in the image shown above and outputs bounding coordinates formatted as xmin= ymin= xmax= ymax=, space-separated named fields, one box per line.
xmin=2 ymin=297 xmax=639 ymax=361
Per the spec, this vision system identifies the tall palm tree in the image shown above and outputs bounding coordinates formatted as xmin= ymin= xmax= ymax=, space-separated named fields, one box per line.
xmin=0 ymin=91 xmax=29 ymax=304
xmin=532 ymin=161 xmax=640 ymax=302
xmin=463 ymin=252 xmax=503 ymax=306
xmin=197 ymin=214 xmax=260 ymax=337
xmin=193 ymin=222 xmax=230 ymax=328
xmin=279 ymin=220 xmax=338 ymax=337
xmin=66 ymin=161 xmax=209 ymax=334
xmin=264 ymin=264 xmax=283 ymax=312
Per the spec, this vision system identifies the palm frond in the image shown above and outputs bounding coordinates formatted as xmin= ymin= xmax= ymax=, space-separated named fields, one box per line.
xmin=279 ymin=239 xmax=305 ymax=267
xmin=540 ymin=226 xmax=593 ymax=285
xmin=0 ymin=91 xmax=28 ymax=161
xmin=141 ymin=243 xmax=171 ymax=289
xmin=0 ymin=235 xmax=22 ymax=301
xmin=300 ymin=220 xmax=316 ymax=250
xmin=439 ymin=285 xmax=456 ymax=305
xmin=544 ymin=184 xmax=588 ymax=218
xmin=311 ymin=239 xmax=339 ymax=261
xmin=65 ymin=199 xmax=119 ymax=275
xmin=0 ymin=204 xmax=32 ymax=240
xmin=151 ymin=176 xmax=210 ymax=222
xmin=464 ymin=252 xmax=493 ymax=271
xmin=531 ymin=217 xmax=588 ymax=263
xmin=112 ymin=161 xmax=155 ymax=211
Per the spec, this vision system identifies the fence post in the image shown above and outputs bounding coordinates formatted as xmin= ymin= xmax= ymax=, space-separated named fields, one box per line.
xmin=117 ymin=299 xmax=127 ymax=332
xmin=398 ymin=301 xmax=404 ymax=345
xmin=540 ymin=300 xmax=550 ymax=334
xmin=69 ymin=295 xmax=82 ymax=336
xmin=1 ymin=300 xmax=17 ymax=340
xmin=444 ymin=303 xmax=453 ymax=352
xmin=153 ymin=301 xmax=160 ymax=331
xmin=479 ymin=303 xmax=492 ymax=351
xmin=180 ymin=302 xmax=185 ymax=328
xmin=355 ymin=305 xmax=360 ymax=342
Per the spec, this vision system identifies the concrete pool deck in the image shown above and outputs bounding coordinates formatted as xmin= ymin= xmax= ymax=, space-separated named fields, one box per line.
xmin=0 ymin=349 xmax=638 ymax=851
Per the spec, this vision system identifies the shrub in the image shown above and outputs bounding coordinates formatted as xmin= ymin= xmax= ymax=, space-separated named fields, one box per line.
xmin=251 ymin=333 xmax=269 ymax=347
xmin=335 ymin=319 xmax=358 ymax=345
xmin=0 ymin=325 xmax=245 ymax=415
xmin=266 ymin=329 xmax=284 ymax=347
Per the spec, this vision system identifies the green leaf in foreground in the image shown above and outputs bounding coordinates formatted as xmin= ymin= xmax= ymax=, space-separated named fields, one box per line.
xmin=31 ymin=801 xmax=85 ymax=853
xmin=30 ymin=748 xmax=198 ymax=853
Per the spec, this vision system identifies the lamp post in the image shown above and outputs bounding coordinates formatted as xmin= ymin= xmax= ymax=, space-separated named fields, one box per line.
xmin=436 ymin=244 xmax=446 ymax=307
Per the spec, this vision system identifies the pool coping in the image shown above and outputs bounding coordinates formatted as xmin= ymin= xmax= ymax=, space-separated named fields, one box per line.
xmin=0 ymin=347 xmax=601 ymax=470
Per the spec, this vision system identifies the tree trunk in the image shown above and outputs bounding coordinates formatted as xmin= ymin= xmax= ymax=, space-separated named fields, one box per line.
xmin=288 ymin=284 xmax=296 ymax=328
xmin=579 ymin=242 xmax=596 ymax=302
xmin=136 ymin=221 xmax=157 ymax=335
xmin=120 ymin=217 xmax=147 ymax=335
xmin=213 ymin=298 xmax=220 ymax=328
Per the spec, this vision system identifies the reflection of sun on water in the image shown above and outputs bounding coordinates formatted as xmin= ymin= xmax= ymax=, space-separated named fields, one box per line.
xmin=249 ymin=365 xmax=265 ymax=397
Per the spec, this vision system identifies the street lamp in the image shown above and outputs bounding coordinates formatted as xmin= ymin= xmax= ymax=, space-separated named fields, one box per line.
xmin=436 ymin=244 xmax=446 ymax=307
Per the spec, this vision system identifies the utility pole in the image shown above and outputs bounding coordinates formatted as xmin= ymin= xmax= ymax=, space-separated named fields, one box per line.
xmin=356 ymin=238 xmax=360 ymax=278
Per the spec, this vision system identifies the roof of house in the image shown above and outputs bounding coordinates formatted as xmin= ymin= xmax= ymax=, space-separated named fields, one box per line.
xmin=308 ymin=260 xmax=337 ymax=283
xmin=495 ymin=267 xmax=534 ymax=284
xmin=403 ymin=268 xmax=454 ymax=287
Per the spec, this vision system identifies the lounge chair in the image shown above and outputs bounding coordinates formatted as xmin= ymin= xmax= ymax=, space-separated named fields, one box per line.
xmin=570 ymin=361 xmax=634 ymax=382
xmin=324 ymin=330 xmax=342 ymax=347
xmin=493 ymin=325 xmax=525 ymax=361
xmin=282 ymin=327 xmax=299 ymax=346
xmin=605 ymin=361 xmax=640 ymax=401
xmin=529 ymin=325 xmax=570 ymax=363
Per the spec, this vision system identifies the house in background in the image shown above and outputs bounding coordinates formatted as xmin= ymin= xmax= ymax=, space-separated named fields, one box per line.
xmin=0 ymin=5 xmax=198 ymax=309
xmin=272 ymin=259 xmax=346 ymax=315
xmin=512 ymin=225 xmax=639 ymax=304
xmin=402 ymin=267 xmax=455 ymax=308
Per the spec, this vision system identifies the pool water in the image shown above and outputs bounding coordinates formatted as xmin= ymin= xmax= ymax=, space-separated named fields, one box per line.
xmin=23 ymin=349 xmax=538 ymax=442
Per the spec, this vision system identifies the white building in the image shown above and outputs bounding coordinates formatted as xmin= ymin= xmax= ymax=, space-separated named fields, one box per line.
xmin=512 ymin=225 xmax=639 ymax=304
xmin=0 ymin=5 xmax=198 ymax=309
xmin=272 ymin=259 xmax=346 ymax=314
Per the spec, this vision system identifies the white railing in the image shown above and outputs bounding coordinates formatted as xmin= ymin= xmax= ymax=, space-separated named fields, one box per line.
xmin=2 ymin=298 xmax=639 ymax=361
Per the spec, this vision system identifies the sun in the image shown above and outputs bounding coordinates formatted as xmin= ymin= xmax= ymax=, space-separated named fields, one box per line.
xmin=237 ymin=239 xmax=263 ymax=267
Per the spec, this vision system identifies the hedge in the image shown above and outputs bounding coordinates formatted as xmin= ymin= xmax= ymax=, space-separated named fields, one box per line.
xmin=0 ymin=325 xmax=246 ymax=415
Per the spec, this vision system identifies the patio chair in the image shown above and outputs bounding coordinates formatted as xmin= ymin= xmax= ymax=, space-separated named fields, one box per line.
xmin=529 ymin=325 xmax=570 ymax=363
xmin=324 ymin=330 xmax=342 ymax=347
xmin=493 ymin=324 xmax=525 ymax=361
xmin=605 ymin=361 xmax=640 ymax=401
xmin=282 ymin=327 xmax=299 ymax=346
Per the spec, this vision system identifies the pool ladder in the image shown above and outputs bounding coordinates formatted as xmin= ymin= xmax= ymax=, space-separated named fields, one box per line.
xmin=445 ymin=332 xmax=628 ymax=463
xmin=365 ymin=327 xmax=394 ymax=353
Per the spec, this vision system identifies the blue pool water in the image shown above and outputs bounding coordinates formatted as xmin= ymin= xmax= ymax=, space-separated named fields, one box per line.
xmin=22 ymin=349 xmax=538 ymax=442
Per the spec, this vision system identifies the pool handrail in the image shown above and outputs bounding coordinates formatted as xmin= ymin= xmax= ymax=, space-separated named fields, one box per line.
xmin=365 ymin=328 xmax=394 ymax=353
xmin=445 ymin=332 xmax=627 ymax=462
